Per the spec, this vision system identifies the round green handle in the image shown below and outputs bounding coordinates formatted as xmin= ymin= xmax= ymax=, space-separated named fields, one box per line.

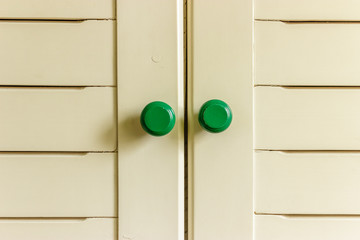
xmin=198 ymin=99 xmax=232 ymax=133
xmin=140 ymin=101 xmax=176 ymax=136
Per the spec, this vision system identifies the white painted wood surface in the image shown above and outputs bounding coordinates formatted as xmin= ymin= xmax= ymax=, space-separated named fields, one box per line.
xmin=255 ymin=87 xmax=360 ymax=150
xmin=255 ymin=151 xmax=360 ymax=214
xmin=255 ymin=21 xmax=360 ymax=86
xmin=117 ymin=0 xmax=184 ymax=239
xmin=188 ymin=0 xmax=253 ymax=239
xmin=254 ymin=1 xmax=360 ymax=238
xmin=255 ymin=0 xmax=360 ymax=21
xmin=0 ymin=153 xmax=116 ymax=217
xmin=0 ymin=20 xmax=115 ymax=86
xmin=0 ymin=218 xmax=116 ymax=240
xmin=0 ymin=87 xmax=116 ymax=151
xmin=0 ymin=0 xmax=115 ymax=19
xmin=256 ymin=215 xmax=360 ymax=240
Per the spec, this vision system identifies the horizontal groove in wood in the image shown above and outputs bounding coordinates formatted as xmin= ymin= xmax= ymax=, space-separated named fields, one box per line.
xmin=0 ymin=217 xmax=117 ymax=220
xmin=255 ymin=212 xmax=360 ymax=217
xmin=0 ymin=19 xmax=115 ymax=22
xmin=255 ymin=149 xmax=360 ymax=152
xmin=0 ymin=151 xmax=118 ymax=154
xmin=0 ymin=86 xmax=116 ymax=89
xmin=256 ymin=149 xmax=360 ymax=152
xmin=255 ymin=19 xmax=360 ymax=24
xmin=254 ymin=85 xmax=360 ymax=88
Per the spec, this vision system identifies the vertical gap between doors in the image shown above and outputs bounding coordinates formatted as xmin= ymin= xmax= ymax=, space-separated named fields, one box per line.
xmin=185 ymin=0 xmax=194 ymax=239
xmin=114 ymin=1 xmax=119 ymax=240
xmin=184 ymin=0 xmax=188 ymax=239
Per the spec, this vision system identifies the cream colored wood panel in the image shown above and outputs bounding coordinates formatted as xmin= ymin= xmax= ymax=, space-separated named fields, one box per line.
xmin=255 ymin=22 xmax=360 ymax=86
xmin=188 ymin=0 xmax=253 ymax=239
xmin=0 ymin=0 xmax=114 ymax=19
xmin=255 ymin=215 xmax=360 ymax=240
xmin=0 ymin=20 xmax=115 ymax=86
xmin=0 ymin=218 xmax=116 ymax=240
xmin=255 ymin=0 xmax=360 ymax=21
xmin=117 ymin=0 xmax=184 ymax=239
xmin=255 ymin=87 xmax=360 ymax=150
xmin=0 ymin=153 xmax=116 ymax=217
xmin=255 ymin=151 xmax=360 ymax=214
xmin=0 ymin=87 xmax=116 ymax=151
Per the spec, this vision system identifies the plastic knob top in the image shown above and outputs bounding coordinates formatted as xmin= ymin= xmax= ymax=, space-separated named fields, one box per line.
xmin=140 ymin=101 xmax=176 ymax=136
xmin=198 ymin=99 xmax=232 ymax=133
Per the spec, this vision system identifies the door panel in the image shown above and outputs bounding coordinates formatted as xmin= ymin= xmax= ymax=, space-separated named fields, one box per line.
xmin=255 ymin=87 xmax=360 ymax=150
xmin=255 ymin=22 xmax=360 ymax=86
xmin=0 ymin=153 xmax=116 ymax=217
xmin=0 ymin=218 xmax=116 ymax=240
xmin=117 ymin=0 xmax=184 ymax=239
xmin=255 ymin=215 xmax=360 ymax=240
xmin=0 ymin=20 xmax=115 ymax=86
xmin=254 ymin=0 xmax=360 ymax=239
xmin=255 ymin=0 xmax=360 ymax=21
xmin=0 ymin=0 xmax=115 ymax=19
xmin=255 ymin=151 xmax=360 ymax=214
xmin=188 ymin=0 xmax=253 ymax=239
xmin=0 ymin=87 xmax=116 ymax=151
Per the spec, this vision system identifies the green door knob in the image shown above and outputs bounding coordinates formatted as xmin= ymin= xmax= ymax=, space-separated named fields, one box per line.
xmin=140 ymin=101 xmax=176 ymax=136
xmin=198 ymin=99 xmax=232 ymax=133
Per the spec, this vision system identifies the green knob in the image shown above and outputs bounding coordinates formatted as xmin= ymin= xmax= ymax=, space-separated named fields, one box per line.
xmin=198 ymin=99 xmax=232 ymax=133
xmin=140 ymin=101 xmax=176 ymax=136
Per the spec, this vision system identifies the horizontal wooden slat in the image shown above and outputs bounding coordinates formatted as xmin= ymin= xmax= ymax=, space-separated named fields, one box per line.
xmin=0 ymin=20 xmax=115 ymax=86
xmin=0 ymin=153 xmax=116 ymax=217
xmin=0 ymin=0 xmax=115 ymax=19
xmin=255 ymin=151 xmax=360 ymax=214
xmin=0 ymin=218 xmax=116 ymax=240
xmin=0 ymin=87 xmax=116 ymax=151
xmin=255 ymin=21 xmax=360 ymax=86
xmin=255 ymin=0 xmax=360 ymax=21
xmin=255 ymin=87 xmax=360 ymax=150
xmin=256 ymin=215 xmax=360 ymax=240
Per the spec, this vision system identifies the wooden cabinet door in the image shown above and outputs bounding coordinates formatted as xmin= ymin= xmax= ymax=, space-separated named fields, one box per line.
xmin=254 ymin=0 xmax=360 ymax=239
xmin=117 ymin=1 xmax=184 ymax=240
xmin=187 ymin=0 xmax=253 ymax=239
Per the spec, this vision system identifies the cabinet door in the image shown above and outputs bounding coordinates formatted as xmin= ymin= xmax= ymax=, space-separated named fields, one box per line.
xmin=188 ymin=0 xmax=253 ymax=239
xmin=117 ymin=1 xmax=184 ymax=240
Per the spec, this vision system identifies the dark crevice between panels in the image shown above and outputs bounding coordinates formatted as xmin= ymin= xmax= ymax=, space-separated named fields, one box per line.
xmin=184 ymin=0 xmax=188 ymax=239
